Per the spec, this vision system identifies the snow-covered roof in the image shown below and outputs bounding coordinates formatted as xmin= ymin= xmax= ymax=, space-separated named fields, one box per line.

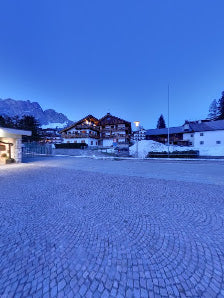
xmin=0 ymin=127 xmax=32 ymax=137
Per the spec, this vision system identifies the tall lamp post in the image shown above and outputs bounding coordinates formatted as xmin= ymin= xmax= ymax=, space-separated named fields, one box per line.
xmin=167 ymin=84 xmax=170 ymax=157
xmin=134 ymin=121 xmax=140 ymax=158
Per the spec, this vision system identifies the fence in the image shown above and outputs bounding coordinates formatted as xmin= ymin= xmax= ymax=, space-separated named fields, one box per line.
xmin=22 ymin=143 xmax=53 ymax=158
xmin=147 ymin=150 xmax=200 ymax=159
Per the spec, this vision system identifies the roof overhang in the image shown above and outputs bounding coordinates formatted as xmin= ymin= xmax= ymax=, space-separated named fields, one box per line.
xmin=0 ymin=127 xmax=32 ymax=138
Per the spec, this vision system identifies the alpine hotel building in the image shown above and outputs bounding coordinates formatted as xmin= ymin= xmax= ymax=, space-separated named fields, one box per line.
xmin=60 ymin=113 xmax=132 ymax=147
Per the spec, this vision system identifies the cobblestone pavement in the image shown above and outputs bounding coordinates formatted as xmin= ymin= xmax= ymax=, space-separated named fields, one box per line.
xmin=1 ymin=161 xmax=224 ymax=297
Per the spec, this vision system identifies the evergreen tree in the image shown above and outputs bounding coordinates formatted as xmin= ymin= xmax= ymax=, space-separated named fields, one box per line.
xmin=207 ymin=99 xmax=218 ymax=120
xmin=217 ymin=91 xmax=224 ymax=120
xmin=0 ymin=115 xmax=6 ymax=127
xmin=3 ymin=116 xmax=15 ymax=128
xmin=18 ymin=115 xmax=41 ymax=141
xmin=157 ymin=114 xmax=166 ymax=129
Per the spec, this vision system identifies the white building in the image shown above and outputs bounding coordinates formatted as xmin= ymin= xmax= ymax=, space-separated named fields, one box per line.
xmin=145 ymin=119 xmax=224 ymax=149
xmin=132 ymin=127 xmax=146 ymax=141
xmin=0 ymin=127 xmax=32 ymax=163
xmin=183 ymin=120 xmax=224 ymax=147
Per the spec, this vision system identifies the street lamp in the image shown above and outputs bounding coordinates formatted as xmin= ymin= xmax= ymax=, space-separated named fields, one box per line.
xmin=134 ymin=121 xmax=140 ymax=158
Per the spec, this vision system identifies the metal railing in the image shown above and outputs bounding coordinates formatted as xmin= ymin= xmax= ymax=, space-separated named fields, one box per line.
xmin=22 ymin=143 xmax=53 ymax=158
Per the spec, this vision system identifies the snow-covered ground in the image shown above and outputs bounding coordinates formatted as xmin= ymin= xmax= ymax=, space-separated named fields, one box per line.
xmin=130 ymin=140 xmax=224 ymax=158
xmin=41 ymin=122 xmax=68 ymax=129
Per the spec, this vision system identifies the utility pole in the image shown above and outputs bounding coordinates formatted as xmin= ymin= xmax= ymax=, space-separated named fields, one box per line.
xmin=167 ymin=84 xmax=170 ymax=157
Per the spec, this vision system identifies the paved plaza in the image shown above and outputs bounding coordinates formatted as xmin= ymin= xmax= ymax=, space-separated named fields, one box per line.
xmin=1 ymin=157 xmax=224 ymax=297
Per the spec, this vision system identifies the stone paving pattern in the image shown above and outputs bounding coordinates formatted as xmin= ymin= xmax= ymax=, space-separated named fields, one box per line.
xmin=1 ymin=163 xmax=224 ymax=297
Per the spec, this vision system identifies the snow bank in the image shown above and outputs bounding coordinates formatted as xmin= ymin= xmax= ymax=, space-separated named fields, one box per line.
xmin=130 ymin=140 xmax=224 ymax=158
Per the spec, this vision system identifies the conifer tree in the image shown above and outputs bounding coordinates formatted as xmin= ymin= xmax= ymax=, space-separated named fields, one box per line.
xmin=217 ymin=91 xmax=224 ymax=120
xmin=18 ymin=115 xmax=41 ymax=141
xmin=157 ymin=114 xmax=166 ymax=129
xmin=207 ymin=99 xmax=218 ymax=120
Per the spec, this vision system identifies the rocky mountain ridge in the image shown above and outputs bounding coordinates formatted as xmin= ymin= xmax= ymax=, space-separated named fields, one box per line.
xmin=0 ymin=98 xmax=72 ymax=126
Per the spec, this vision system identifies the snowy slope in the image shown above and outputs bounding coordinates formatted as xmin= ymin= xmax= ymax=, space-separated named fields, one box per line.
xmin=130 ymin=140 xmax=224 ymax=158
xmin=41 ymin=122 xmax=68 ymax=129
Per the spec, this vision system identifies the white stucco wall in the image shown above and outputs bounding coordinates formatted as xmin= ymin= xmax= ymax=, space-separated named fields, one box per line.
xmin=62 ymin=138 xmax=98 ymax=146
xmin=183 ymin=132 xmax=195 ymax=145
xmin=194 ymin=130 xmax=224 ymax=147
xmin=183 ymin=130 xmax=224 ymax=147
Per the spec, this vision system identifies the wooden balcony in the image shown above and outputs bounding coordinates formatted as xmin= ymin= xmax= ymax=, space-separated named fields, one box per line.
xmin=100 ymin=127 xmax=130 ymax=132
xmin=101 ymin=134 xmax=127 ymax=139
xmin=62 ymin=133 xmax=99 ymax=139
xmin=75 ymin=124 xmax=99 ymax=131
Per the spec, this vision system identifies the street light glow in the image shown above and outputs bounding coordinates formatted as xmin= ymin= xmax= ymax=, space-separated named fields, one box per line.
xmin=134 ymin=121 xmax=140 ymax=127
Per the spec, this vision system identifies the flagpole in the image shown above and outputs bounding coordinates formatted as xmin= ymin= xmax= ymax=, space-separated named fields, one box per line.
xmin=168 ymin=84 xmax=170 ymax=157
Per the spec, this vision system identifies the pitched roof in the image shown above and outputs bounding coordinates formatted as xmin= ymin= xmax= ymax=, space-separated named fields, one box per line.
xmin=98 ymin=113 xmax=131 ymax=126
xmin=60 ymin=114 xmax=99 ymax=133
xmin=145 ymin=119 xmax=224 ymax=136
xmin=189 ymin=119 xmax=224 ymax=132
xmin=146 ymin=126 xmax=185 ymax=136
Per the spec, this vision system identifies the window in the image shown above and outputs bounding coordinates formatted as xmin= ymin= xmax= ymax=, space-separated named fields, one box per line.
xmin=216 ymin=141 xmax=221 ymax=144
xmin=91 ymin=141 xmax=93 ymax=145
xmin=200 ymin=141 xmax=204 ymax=145
xmin=74 ymin=141 xmax=77 ymax=143
xmin=200 ymin=133 xmax=204 ymax=136
xmin=96 ymin=141 xmax=98 ymax=145
xmin=81 ymin=140 xmax=85 ymax=143
xmin=191 ymin=134 xmax=194 ymax=137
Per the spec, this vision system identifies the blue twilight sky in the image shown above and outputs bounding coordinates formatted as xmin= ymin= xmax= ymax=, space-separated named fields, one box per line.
xmin=0 ymin=0 xmax=224 ymax=129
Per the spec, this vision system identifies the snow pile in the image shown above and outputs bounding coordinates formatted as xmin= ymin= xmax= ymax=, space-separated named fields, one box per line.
xmin=41 ymin=122 xmax=68 ymax=129
xmin=130 ymin=140 xmax=224 ymax=158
